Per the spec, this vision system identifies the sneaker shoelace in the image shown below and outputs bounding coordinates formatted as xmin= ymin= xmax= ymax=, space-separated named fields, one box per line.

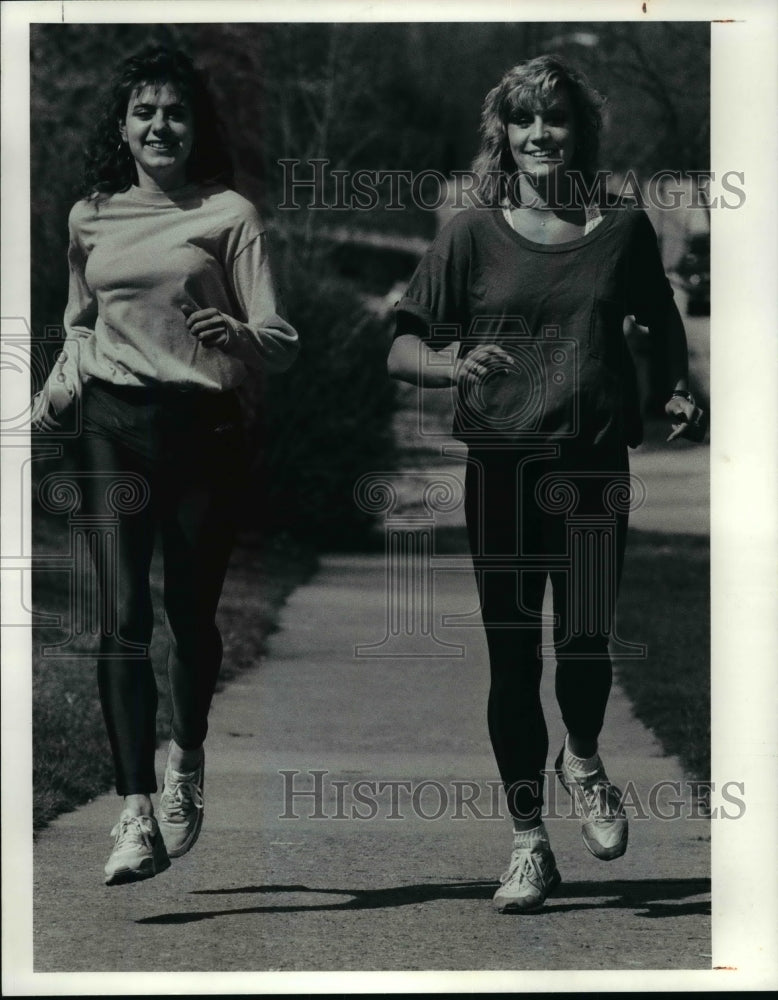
xmin=573 ymin=772 xmax=624 ymax=821
xmin=110 ymin=814 xmax=153 ymax=847
xmin=500 ymin=849 xmax=548 ymax=890
xmin=162 ymin=777 xmax=204 ymax=821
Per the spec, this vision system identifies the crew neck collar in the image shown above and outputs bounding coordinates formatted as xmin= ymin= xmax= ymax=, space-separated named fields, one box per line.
xmin=492 ymin=203 xmax=615 ymax=252
xmin=126 ymin=182 xmax=201 ymax=204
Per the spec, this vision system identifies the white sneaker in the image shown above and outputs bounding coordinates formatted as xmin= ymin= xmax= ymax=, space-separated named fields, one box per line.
xmin=493 ymin=842 xmax=561 ymax=913
xmin=555 ymin=744 xmax=628 ymax=860
xmin=104 ymin=811 xmax=171 ymax=886
xmin=158 ymin=749 xmax=204 ymax=858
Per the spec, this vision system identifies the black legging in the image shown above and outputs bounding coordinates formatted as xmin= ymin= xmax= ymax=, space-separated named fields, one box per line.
xmin=78 ymin=381 xmax=246 ymax=795
xmin=464 ymin=441 xmax=629 ymax=823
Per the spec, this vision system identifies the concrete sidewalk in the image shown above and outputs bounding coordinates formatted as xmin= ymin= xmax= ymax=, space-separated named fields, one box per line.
xmin=31 ymin=546 xmax=711 ymax=977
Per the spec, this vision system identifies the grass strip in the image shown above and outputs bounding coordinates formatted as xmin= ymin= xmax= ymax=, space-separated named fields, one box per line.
xmin=613 ymin=529 xmax=710 ymax=781
xmin=32 ymin=511 xmax=316 ymax=830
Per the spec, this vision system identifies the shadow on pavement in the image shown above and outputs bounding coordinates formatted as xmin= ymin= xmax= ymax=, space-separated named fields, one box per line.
xmin=136 ymin=877 xmax=709 ymax=924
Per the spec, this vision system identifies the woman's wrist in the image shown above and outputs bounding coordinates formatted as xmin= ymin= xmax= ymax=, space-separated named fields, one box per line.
xmin=413 ymin=344 xmax=460 ymax=387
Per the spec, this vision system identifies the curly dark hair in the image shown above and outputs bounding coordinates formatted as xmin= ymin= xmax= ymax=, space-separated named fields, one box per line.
xmin=83 ymin=45 xmax=233 ymax=197
xmin=471 ymin=55 xmax=605 ymax=206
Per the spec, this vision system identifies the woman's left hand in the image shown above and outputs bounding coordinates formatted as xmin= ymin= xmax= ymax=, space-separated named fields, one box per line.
xmin=182 ymin=305 xmax=233 ymax=349
xmin=665 ymin=395 xmax=708 ymax=442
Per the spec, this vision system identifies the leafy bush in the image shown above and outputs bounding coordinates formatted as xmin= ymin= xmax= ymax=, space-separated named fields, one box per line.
xmin=238 ymin=252 xmax=397 ymax=547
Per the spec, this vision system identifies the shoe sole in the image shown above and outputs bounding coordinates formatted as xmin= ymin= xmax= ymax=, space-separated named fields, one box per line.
xmin=582 ymin=828 xmax=628 ymax=861
xmin=554 ymin=748 xmax=628 ymax=862
xmin=494 ymin=868 xmax=562 ymax=913
xmin=105 ymin=853 xmax=171 ymax=886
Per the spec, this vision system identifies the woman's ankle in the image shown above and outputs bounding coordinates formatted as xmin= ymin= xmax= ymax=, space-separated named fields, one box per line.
xmin=123 ymin=793 xmax=154 ymax=817
xmin=512 ymin=817 xmax=545 ymax=835
xmin=511 ymin=819 xmax=549 ymax=845
xmin=565 ymin=733 xmax=598 ymax=760
xmin=167 ymin=738 xmax=203 ymax=773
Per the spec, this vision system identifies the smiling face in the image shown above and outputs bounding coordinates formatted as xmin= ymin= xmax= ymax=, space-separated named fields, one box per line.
xmin=505 ymin=87 xmax=577 ymax=192
xmin=120 ymin=82 xmax=195 ymax=191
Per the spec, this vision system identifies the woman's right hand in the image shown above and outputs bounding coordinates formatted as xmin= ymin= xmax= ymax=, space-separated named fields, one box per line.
xmin=30 ymin=391 xmax=61 ymax=433
xmin=665 ymin=394 xmax=708 ymax=443
xmin=454 ymin=344 xmax=519 ymax=388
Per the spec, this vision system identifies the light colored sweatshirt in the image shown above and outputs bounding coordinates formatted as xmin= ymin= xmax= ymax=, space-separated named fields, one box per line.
xmin=36 ymin=182 xmax=299 ymax=421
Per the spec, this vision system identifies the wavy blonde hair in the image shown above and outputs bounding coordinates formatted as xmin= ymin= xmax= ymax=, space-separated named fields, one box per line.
xmin=471 ymin=55 xmax=605 ymax=206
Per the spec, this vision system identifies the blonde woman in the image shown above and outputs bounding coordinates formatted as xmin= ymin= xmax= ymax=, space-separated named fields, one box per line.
xmin=389 ymin=55 xmax=704 ymax=912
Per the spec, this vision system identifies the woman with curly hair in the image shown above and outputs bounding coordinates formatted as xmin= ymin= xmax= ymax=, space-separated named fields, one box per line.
xmin=33 ymin=45 xmax=299 ymax=885
xmin=388 ymin=55 xmax=705 ymax=913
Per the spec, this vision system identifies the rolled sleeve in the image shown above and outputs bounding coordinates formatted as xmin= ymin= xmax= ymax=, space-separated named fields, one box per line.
xmin=626 ymin=210 xmax=675 ymax=328
xmin=394 ymin=215 xmax=473 ymax=347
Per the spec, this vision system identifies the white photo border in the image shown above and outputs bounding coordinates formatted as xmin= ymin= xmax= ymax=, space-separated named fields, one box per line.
xmin=2 ymin=0 xmax=776 ymax=993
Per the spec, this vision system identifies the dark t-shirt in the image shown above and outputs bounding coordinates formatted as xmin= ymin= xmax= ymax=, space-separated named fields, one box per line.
xmin=395 ymin=204 xmax=673 ymax=448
